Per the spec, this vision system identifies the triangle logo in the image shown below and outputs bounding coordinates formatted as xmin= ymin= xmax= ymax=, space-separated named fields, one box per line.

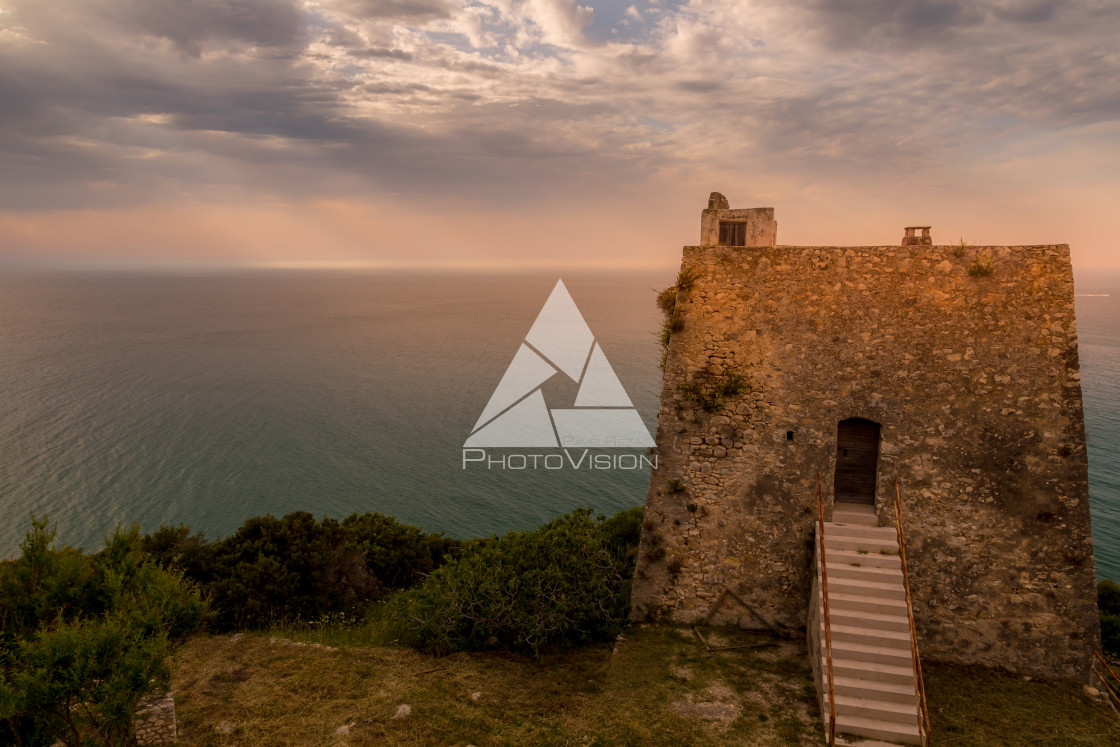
xmin=465 ymin=280 xmax=655 ymax=449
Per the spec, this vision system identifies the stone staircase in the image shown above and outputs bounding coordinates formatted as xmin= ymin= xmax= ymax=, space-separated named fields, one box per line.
xmin=808 ymin=503 xmax=926 ymax=746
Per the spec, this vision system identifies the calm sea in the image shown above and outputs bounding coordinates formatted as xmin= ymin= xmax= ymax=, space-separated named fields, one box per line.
xmin=1 ymin=269 xmax=1118 ymax=580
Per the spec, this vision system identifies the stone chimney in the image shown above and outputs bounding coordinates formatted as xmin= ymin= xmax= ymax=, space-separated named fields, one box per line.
xmin=902 ymin=226 xmax=932 ymax=246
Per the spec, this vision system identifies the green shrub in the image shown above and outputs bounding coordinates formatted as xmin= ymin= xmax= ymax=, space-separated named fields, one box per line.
xmin=1099 ymin=579 xmax=1120 ymax=615
xmin=203 ymin=512 xmax=374 ymax=631
xmin=599 ymin=505 xmax=643 ymax=572
xmin=1100 ymin=579 xmax=1120 ymax=658
xmin=341 ymin=511 xmax=460 ymax=594
xmin=142 ymin=511 xmax=459 ymax=632
xmin=141 ymin=523 xmax=216 ymax=583
xmin=391 ymin=508 xmax=638 ymax=656
xmin=0 ymin=517 xmax=204 ymax=746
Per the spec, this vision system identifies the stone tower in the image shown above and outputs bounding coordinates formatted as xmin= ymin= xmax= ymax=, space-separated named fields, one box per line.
xmin=631 ymin=192 xmax=1100 ymax=680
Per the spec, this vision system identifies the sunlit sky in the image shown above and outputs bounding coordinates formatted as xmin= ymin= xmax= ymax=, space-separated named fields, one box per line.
xmin=1 ymin=1 xmax=1119 ymax=270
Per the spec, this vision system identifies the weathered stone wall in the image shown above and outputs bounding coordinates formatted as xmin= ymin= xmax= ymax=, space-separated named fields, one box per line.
xmin=47 ymin=690 xmax=177 ymax=747
xmin=631 ymin=239 xmax=1101 ymax=680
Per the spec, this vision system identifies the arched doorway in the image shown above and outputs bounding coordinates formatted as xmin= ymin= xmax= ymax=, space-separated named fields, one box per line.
xmin=834 ymin=418 xmax=880 ymax=505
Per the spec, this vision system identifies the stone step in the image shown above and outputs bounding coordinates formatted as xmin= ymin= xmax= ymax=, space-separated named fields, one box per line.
xmin=826 ymin=548 xmax=902 ymax=570
xmin=831 ymin=509 xmax=878 ymax=527
xmin=828 ymin=663 xmax=913 ymax=694
xmin=830 ymin=639 xmax=914 ymax=667
xmin=832 ymin=503 xmax=878 ymax=520
xmin=828 ymin=577 xmax=907 ymax=601
xmin=827 ymin=563 xmax=904 ymax=583
xmin=824 ymin=535 xmax=901 ymax=555
xmin=823 ymin=623 xmax=912 ymax=650
xmin=827 ymin=693 xmax=922 ymax=725
xmin=820 ymin=590 xmax=909 ymax=616
xmin=826 ymin=656 xmax=916 ymax=686
xmin=813 ymin=517 xmax=924 ymax=746
xmin=832 ymin=674 xmax=918 ymax=704
xmin=833 ymin=713 xmax=923 ymax=745
xmin=825 ymin=523 xmax=899 ymax=541
xmin=829 ymin=607 xmax=911 ymax=633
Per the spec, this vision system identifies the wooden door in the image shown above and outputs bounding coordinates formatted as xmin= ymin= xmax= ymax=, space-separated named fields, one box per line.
xmin=719 ymin=221 xmax=746 ymax=246
xmin=834 ymin=418 xmax=880 ymax=505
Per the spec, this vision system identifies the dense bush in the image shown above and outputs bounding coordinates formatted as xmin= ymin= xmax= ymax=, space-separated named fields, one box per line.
xmin=391 ymin=507 xmax=642 ymax=656
xmin=142 ymin=511 xmax=460 ymax=631
xmin=1100 ymin=578 xmax=1120 ymax=658
xmin=140 ymin=523 xmax=215 ymax=583
xmin=341 ymin=512 xmax=460 ymax=595
xmin=139 ymin=505 xmax=642 ymax=648
xmin=599 ymin=505 xmax=644 ymax=567
xmin=205 ymin=512 xmax=374 ymax=630
xmin=0 ymin=517 xmax=204 ymax=746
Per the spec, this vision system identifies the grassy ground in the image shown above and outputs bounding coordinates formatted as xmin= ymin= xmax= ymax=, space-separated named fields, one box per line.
xmin=172 ymin=625 xmax=819 ymax=746
xmin=171 ymin=624 xmax=1120 ymax=746
xmin=924 ymin=661 xmax=1120 ymax=746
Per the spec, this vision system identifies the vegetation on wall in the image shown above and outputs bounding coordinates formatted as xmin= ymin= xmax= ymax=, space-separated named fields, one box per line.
xmin=968 ymin=256 xmax=995 ymax=277
xmin=679 ymin=370 xmax=750 ymax=413
xmin=953 ymin=240 xmax=995 ymax=277
xmin=0 ymin=518 xmax=204 ymax=746
xmin=656 ymin=266 xmax=698 ymax=368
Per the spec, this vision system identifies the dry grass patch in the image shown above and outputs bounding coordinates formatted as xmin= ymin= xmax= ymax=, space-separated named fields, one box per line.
xmin=925 ymin=661 xmax=1120 ymax=745
xmin=173 ymin=624 xmax=1120 ymax=745
xmin=172 ymin=625 xmax=818 ymax=746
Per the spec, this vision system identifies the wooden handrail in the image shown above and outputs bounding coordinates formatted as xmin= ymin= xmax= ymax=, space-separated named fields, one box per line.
xmin=894 ymin=480 xmax=931 ymax=746
xmin=1092 ymin=650 xmax=1120 ymax=707
xmin=1093 ymin=649 xmax=1120 ymax=683
xmin=817 ymin=473 xmax=837 ymax=745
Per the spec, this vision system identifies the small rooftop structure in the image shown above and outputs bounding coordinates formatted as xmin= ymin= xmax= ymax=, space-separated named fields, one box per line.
xmin=701 ymin=191 xmax=776 ymax=247
xmin=902 ymin=226 xmax=932 ymax=246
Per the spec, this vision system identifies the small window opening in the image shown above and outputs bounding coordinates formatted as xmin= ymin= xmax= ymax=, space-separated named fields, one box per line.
xmin=786 ymin=430 xmax=794 ymax=441
xmin=719 ymin=221 xmax=746 ymax=246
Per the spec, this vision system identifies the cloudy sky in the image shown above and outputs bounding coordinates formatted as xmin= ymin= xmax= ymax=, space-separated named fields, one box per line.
xmin=1 ymin=0 xmax=1118 ymax=269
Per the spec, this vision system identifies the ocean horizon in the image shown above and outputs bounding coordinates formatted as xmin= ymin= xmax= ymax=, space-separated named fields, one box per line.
xmin=2 ymin=267 xmax=1118 ymax=581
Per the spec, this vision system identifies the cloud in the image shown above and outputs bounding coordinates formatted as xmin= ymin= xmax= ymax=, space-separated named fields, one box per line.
xmin=350 ymin=46 xmax=414 ymax=59
xmin=524 ymin=0 xmax=595 ymax=47
xmin=0 ymin=0 xmax=1117 ymax=265
xmin=328 ymin=0 xmax=458 ymax=21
